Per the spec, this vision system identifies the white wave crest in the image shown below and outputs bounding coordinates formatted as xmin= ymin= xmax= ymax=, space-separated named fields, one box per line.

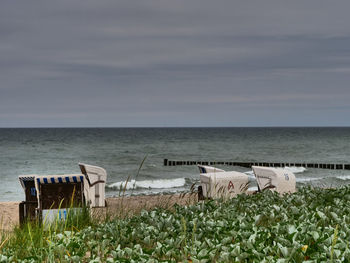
xmin=247 ymin=186 xmax=258 ymax=192
xmin=244 ymin=170 xmax=255 ymax=176
xmin=284 ymin=166 xmax=307 ymax=174
xmin=336 ymin=175 xmax=350 ymax=181
xmin=108 ymin=178 xmax=186 ymax=190
xmin=296 ymin=177 xmax=321 ymax=182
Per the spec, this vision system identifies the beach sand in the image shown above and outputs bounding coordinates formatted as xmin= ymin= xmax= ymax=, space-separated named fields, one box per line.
xmin=0 ymin=201 xmax=20 ymax=231
xmin=0 ymin=193 xmax=198 ymax=231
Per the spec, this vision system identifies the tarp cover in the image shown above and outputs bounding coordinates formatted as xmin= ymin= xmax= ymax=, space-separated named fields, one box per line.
xmin=252 ymin=166 xmax=296 ymax=194
xmin=200 ymin=171 xmax=249 ymax=199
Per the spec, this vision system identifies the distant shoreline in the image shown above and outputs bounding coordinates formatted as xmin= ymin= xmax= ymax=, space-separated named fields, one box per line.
xmin=1 ymin=126 xmax=350 ymax=129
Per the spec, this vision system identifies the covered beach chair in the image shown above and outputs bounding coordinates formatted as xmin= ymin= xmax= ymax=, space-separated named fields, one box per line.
xmin=18 ymin=163 xmax=107 ymax=224
xmin=200 ymin=171 xmax=249 ymax=199
xmin=252 ymin=166 xmax=296 ymax=194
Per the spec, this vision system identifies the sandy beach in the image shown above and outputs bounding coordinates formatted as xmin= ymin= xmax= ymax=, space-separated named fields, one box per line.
xmin=0 ymin=201 xmax=20 ymax=231
xmin=0 ymin=193 xmax=198 ymax=231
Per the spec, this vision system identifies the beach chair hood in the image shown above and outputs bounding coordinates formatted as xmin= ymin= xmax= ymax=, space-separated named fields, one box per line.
xmin=79 ymin=163 xmax=107 ymax=207
xmin=18 ymin=175 xmax=36 ymax=190
xmin=252 ymin=166 xmax=296 ymax=194
xmin=197 ymin=165 xmax=225 ymax=174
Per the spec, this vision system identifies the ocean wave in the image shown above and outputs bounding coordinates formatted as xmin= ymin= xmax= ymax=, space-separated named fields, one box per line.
xmin=247 ymin=186 xmax=258 ymax=192
xmin=107 ymin=178 xmax=186 ymax=190
xmin=297 ymin=175 xmax=350 ymax=183
xmin=244 ymin=170 xmax=255 ymax=176
xmin=336 ymin=175 xmax=350 ymax=181
xmin=284 ymin=166 xmax=307 ymax=174
xmin=296 ymin=177 xmax=321 ymax=182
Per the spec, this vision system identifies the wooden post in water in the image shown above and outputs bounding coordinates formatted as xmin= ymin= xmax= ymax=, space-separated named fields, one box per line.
xmin=163 ymin=159 xmax=350 ymax=170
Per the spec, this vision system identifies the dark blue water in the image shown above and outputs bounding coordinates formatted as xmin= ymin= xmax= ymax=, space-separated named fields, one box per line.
xmin=1 ymin=128 xmax=350 ymax=201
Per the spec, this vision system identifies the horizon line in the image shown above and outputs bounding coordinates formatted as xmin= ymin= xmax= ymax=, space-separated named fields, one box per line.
xmin=0 ymin=125 xmax=349 ymax=129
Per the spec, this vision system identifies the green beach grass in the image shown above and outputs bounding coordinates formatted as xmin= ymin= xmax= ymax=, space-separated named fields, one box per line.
xmin=1 ymin=186 xmax=350 ymax=262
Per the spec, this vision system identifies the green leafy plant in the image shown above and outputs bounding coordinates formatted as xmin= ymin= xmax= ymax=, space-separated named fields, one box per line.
xmin=2 ymin=186 xmax=350 ymax=262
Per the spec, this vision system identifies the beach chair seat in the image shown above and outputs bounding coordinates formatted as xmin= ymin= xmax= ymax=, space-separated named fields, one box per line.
xmin=34 ymin=174 xmax=85 ymax=222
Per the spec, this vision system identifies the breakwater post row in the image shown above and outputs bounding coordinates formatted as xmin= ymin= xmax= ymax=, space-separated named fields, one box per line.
xmin=163 ymin=159 xmax=350 ymax=170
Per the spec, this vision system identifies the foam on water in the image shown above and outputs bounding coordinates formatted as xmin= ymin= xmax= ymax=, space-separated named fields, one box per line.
xmin=297 ymin=175 xmax=350 ymax=183
xmin=247 ymin=186 xmax=258 ymax=192
xmin=284 ymin=166 xmax=307 ymax=174
xmin=336 ymin=175 xmax=350 ymax=181
xmin=244 ymin=170 xmax=255 ymax=176
xmin=108 ymin=178 xmax=186 ymax=190
xmin=296 ymin=177 xmax=321 ymax=182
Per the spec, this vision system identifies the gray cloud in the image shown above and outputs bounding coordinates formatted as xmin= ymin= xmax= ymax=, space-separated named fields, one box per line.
xmin=1 ymin=0 xmax=350 ymax=127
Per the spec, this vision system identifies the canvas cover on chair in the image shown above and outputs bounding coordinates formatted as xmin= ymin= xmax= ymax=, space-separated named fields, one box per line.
xmin=200 ymin=171 xmax=249 ymax=199
xmin=79 ymin=163 xmax=107 ymax=207
xmin=197 ymin=165 xmax=225 ymax=174
xmin=252 ymin=166 xmax=296 ymax=194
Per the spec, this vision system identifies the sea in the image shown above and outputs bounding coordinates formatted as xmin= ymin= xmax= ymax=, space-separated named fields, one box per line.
xmin=1 ymin=127 xmax=350 ymax=201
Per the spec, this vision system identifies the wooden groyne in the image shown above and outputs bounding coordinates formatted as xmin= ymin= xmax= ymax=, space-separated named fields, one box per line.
xmin=163 ymin=159 xmax=350 ymax=170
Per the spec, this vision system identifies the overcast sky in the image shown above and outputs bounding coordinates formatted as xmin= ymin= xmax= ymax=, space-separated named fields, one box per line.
xmin=1 ymin=0 xmax=350 ymax=127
